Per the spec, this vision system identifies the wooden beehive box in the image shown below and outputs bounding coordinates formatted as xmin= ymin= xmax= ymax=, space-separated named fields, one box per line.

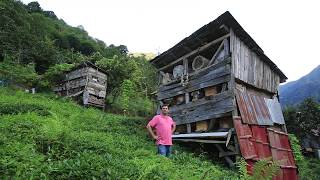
xmin=53 ymin=61 xmax=107 ymax=109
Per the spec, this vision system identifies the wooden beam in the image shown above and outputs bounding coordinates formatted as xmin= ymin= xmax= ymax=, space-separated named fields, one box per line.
xmin=195 ymin=37 xmax=205 ymax=44
xmin=169 ymin=52 xmax=177 ymax=59
xmin=226 ymin=145 xmax=236 ymax=152
xmin=172 ymin=131 xmax=229 ymax=138
xmin=158 ymin=33 xmax=230 ymax=71
xmin=219 ymin=151 xmax=238 ymax=158
xmin=229 ymin=30 xmax=238 ymax=117
xmin=224 ymin=38 xmax=230 ymax=57
xmin=209 ymin=41 xmax=224 ymax=65
xmin=226 ymin=128 xmax=233 ymax=147
xmin=214 ymin=144 xmax=234 ymax=167
xmin=183 ymin=46 xmax=193 ymax=52
xmin=219 ymin=24 xmax=230 ymax=32
xmin=174 ymin=139 xmax=226 ymax=144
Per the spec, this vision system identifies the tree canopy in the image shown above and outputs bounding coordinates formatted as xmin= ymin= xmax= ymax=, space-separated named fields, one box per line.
xmin=284 ymin=98 xmax=320 ymax=137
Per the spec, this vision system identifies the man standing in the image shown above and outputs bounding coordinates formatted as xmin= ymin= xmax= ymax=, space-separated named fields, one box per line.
xmin=147 ymin=104 xmax=176 ymax=157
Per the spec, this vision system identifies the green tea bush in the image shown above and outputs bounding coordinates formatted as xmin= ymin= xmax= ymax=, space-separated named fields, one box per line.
xmin=0 ymin=103 xmax=50 ymax=116
xmin=0 ymin=87 xmax=237 ymax=179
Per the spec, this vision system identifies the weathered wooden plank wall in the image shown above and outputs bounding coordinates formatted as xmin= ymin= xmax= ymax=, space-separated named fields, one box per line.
xmin=170 ymin=90 xmax=234 ymax=125
xmin=230 ymin=30 xmax=280 ymax=93
xmin=157 ymin=58 xmax=231 ymax=100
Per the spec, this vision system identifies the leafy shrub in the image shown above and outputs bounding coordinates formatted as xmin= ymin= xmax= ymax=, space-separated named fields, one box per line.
xmin=289 ymin=134 xmax=320 ymax=180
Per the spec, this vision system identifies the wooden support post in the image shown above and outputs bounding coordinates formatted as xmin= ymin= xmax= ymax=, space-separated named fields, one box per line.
xmin=221 ymin=83 xmax=228 ymax=92
xmin=223 ymin=38 xmax=230 ymax=57
xmin=214 ymin=144 xmax=234 ymax=167
xmin=208 ymin=118 xmax=216 ymax=131
xmin=183 ymin=58 xmax=188 ymax=75
xmin=226 ymin=128 xmax=233 ymax=147
xmin=183 ymin=58 xmax=189 ymax=86
xmin=187 ymin=123 xmax=191 ymax=133
xmin=233 ymin=135 xmax=240 ymax=154
xmin=282 ymin=124 xmax=288 ymax=133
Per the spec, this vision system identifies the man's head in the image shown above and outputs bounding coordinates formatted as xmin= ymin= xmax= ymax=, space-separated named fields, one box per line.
xmin=161 ymin=104 xmax=169 ymax=115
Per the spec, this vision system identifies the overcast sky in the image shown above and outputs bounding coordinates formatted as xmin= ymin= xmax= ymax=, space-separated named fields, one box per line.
xmin=21 ymin=0 xmax=320 ymax=83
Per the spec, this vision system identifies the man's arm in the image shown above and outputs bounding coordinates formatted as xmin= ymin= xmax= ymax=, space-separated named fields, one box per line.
xmin=146 ymin=124 xmax=158 ymax=140
xmin=171 ymin=123 xmax=176 ymax=134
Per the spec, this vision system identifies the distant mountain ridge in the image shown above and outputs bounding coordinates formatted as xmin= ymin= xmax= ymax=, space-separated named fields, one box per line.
xmin=279 ymin=65 xmax=320 ymax=107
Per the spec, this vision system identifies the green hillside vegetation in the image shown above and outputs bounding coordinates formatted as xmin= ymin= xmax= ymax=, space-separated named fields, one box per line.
xmin=0 ymin=0 xmax=157 ymax=116
xmin=0 ymin=87 xmax=237 ymax=179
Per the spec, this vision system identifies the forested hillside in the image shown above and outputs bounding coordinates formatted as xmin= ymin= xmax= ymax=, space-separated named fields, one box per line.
xmin=279 ymin=65 xmax=320 ymax=107
xmin=0 ymin=0 xmax=157 ymax=115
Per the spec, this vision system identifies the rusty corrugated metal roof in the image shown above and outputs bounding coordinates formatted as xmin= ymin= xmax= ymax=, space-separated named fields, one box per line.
xmin=235 ymin=89 xmax=258 ymax=124
xmin=250 ymin=95 xmax=273 ymax=125
xmin=235 ymin=89 xmax=273 ymax=125
xmin=265 ymin=98 xmax=285 ymax=124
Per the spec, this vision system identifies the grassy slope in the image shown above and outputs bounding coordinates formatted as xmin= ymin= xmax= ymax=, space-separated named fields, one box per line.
xmin=0 ymin=87 xmax=237 ymax=179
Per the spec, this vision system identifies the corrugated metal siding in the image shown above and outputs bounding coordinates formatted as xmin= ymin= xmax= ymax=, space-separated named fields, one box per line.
xmin=233 ymin=117 xmax=258 ymax=160
xmin=234 ymin=117 xmax=298 ymax=179
xmin=268 ymin=128 xmax=296 ymax=168
xmin=274 ymin=167 xmax=298 ymax=180
xmin=265 ymin=98 xmax=285 ymax=124
xmin=251 ymin=125 xmax=272 ymax=159
xmin=235 ymin=89 xmax=273 ymax=125
xmin=267 ymin=128 xmax=298 ymax=180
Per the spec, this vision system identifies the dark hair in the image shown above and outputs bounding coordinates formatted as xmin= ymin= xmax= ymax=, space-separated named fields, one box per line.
xmin=160 ymin=104 xmax=169 ymax=109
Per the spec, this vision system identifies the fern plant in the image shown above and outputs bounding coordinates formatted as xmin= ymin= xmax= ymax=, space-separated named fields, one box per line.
xmin=237 ymin=158 xmax=280 ymax=180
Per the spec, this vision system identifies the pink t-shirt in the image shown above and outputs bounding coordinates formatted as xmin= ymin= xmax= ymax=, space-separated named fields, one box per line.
xmin=147 ymin=114 xmax=175 ymax=145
